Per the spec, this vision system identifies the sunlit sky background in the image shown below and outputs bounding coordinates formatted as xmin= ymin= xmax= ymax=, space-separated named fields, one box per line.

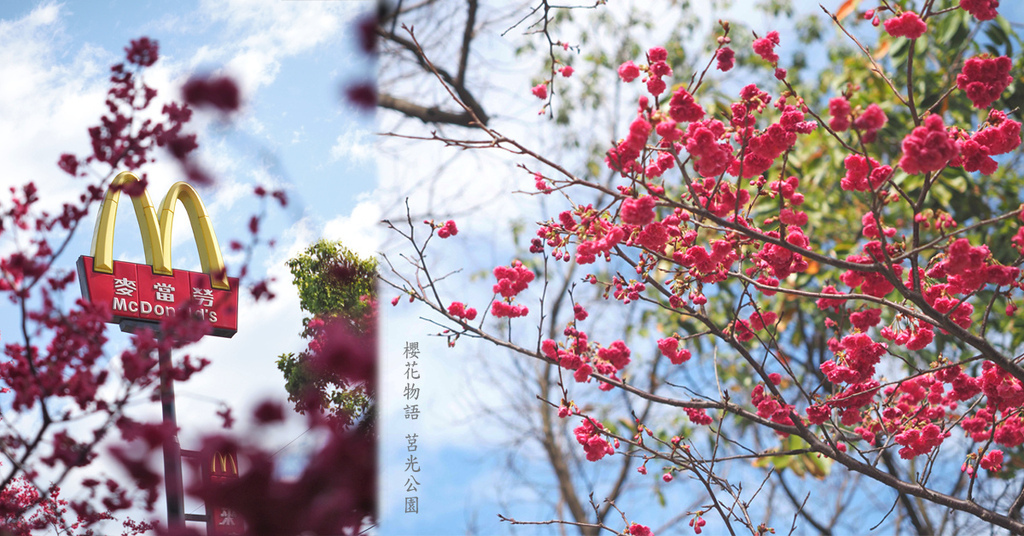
xmin=4 ymin=0 xmax=1024 ymax=535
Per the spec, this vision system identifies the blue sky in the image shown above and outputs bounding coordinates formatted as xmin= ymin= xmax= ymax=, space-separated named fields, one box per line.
xmin=374 ymin=2 xmax=1024 ymax=535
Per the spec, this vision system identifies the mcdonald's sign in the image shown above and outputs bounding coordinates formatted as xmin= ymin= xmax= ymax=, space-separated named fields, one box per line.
xmin=77 ymin=171 xmax=239 ymax=337
xmin=203 ymin=446 xmax=243 ymax=535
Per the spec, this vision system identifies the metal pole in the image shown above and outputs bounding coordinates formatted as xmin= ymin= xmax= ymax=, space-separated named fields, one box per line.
xmin=159 ymin=344 xmax=185 ymax=530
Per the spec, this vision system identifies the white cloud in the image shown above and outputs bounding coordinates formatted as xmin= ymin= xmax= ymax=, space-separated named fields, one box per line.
xmin=0 ymin=3 xmax=108 ymax=211
xmin=329 ymin=129 xmax=374 ymax=163
xmin=192 ymin=0 xmax=362 ymax=96
xmin=322 ymin=198 xmax=382 ymax=259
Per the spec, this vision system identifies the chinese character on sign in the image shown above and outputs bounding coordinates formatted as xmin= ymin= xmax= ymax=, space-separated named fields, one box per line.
xmin=403 ymin=383 xmax=420 ymax=400
xmin=404 ymin=405 xmax=419 ymax=420
xmin=405 ymin=455 xmax=421 ymax=472
xmin=404 ymin=341 xmax=420 ymax=359
xmin=405 ymin=497 xmax=418 ymax=514
xmin=153 ymin=282 xmax=175 ymax=302
xmin=406 ymin=433 xmax=418 ymax=451
xmin=219 ymin=508 xmax=238 ymax=526
xmin=405 ymin=475 xmax=420 ymax=492
xmin=192 ymin=287 xmax=214 ymax=307
xmin=113 ymin=278 xmax=137 ymax=296
xmin=405 ymin=364 xmax=420 ymax=380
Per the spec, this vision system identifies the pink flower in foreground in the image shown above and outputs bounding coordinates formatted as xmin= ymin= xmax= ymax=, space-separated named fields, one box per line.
xmin=716 ymin=47 xmax=735 ymax=71
xmin=668 ymin=87 xmax=704 ymax=123
xmin=899 ymin=114 xmax=959 ymax=174
xmin=853 ymin=104 xmax=887 ymax=142
xmin=621 ymin=195 xmax=657 ymax=226
xmin=183 ymin=75 xmax=241 ymax=112
xmin=125 ymin=37 xmax=159 ymax=67
xmin=828 ymin=97 xmax=851 ymax=131
xmin=531 ymin=83 xmax=548 ymax=100
xmin=618 ymin=61 xmax=641 ymax=82
xmin=628 ymin=522 xmax=653 ymax=536
xmin=646 ymin=77 xmax=666 ymax=96
xmin=573 ymin=419 xmax=614 ymax=461
xmin=981 ymin=449 xmax=1004 ymax=472
xmin=559 ymin=65 xmax=574 ymax=77
xmin=447 ymin=301 xmax=477 ymax=321
xmin=957 ymin=55 xmax=1013 ymax=109
xmin=960 ymin=0 xmax=999 ymax=21
xmin=752 ymin=31 xmax=780 ymax=63
xmin=884 ymin=12 xmax=928 ymax=39
xmin=437 ymin=219 xmax=458 ymax=238
xmin=647 ymin=46 xmax=668 ymax=62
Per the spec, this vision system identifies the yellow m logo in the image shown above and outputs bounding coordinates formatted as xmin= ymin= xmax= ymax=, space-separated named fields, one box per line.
xmin=90 ymin=171 xmax=229 ymax=290
xmin=211 ymin=452 xmax=238 ymax=475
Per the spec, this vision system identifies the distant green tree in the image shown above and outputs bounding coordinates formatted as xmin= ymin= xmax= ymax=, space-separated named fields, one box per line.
xmin=277 ymin=239 xmax=377 ymax=428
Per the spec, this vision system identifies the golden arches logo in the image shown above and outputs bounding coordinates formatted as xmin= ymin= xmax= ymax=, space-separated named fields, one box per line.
xmin=90 ymin=171 xmax=229 ymax=290
xmin=211 ymin=451 xmax=238 ymax=475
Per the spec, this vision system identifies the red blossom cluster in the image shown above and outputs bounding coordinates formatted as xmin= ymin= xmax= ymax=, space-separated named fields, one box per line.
xmin=981 ymin=449 xmax=1004 ymax=472
xmin=957 ymin=55 xmax=1013 ymax=109
xmin=960 ymin=0 xmax=1000 ymax=21
xmin=403 ymin=5 xmax=1024 ymax=531
xmin=540 ymin=321 xmax=635 ymax=389
xmin=491 ymin=260 xmax=534 ymax=317
xmin=621 ymin=195 xmax=657 ymax=225
xmin=841 ymin=154 xmax=891 ymax=192
xmin=883 ymin=11 xmax=927 ymax=39
xmin=520 ymin=30 xmax=1024 ymax=487
xmin=618 ymin=60 xmax=641 ymax=82
xmin=689 ymin=515 xmax=707 ymax=534
xmin=716 ymin=47 xmax=735 ymax=72
xmin=752 ymin=383 xmax=796 ymax=426
xmin=827 ymin=97 xmax=852 ymax=131
xmin=657 ymin=336 xmax=692 ymax=365
xmin=752 ymin=31 xmax=780 ymax=64
xmin=853 ymin=104 xmax=887 ymax=141
xmin=683 ymin=119 xmax=733 ymax=178
xmin=182 ymin=75 xmax=241 ymax=112
xmin=628 ymin=522 xmax=653 ymax=536
xmin=437 ymin=219 xmax=458 ymax=238
xmin=573 ymin=418 xmax=615 ymax=461
xmin=952 ymin=110 xmax=1021 ymax=174
xmin=899 ymin=114 xmax=960 ymax=175
xmin=643 ymin=46 xmax=672 ymax=96
xmin=447 ymin=301 xmax=477 ymax=320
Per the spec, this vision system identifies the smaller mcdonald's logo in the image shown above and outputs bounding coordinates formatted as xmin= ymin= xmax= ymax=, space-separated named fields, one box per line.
xmin=77 ymin=171 xmax=239 ymax=337
xmin=202 ymin=445 xmax=243 ymax=536
xmin=211 ymin=451 xmax=239 ymax=476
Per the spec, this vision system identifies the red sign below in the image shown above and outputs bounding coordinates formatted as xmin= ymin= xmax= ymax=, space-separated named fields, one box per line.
xmin=77 ymin=255 xmax=239 ymax=338
xmin=205 ymin=448 xmax=244 ymax=535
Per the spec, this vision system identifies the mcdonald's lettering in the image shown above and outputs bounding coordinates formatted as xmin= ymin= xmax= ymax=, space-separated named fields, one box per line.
xmin=77 ymin=172 xmax=238 ymax=338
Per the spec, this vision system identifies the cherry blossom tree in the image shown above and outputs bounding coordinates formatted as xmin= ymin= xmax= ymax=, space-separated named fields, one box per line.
xmin=383 ymin=1 xmax=1024 ymax=533
xmin=1 ymin=31 xmax=375 ymax=535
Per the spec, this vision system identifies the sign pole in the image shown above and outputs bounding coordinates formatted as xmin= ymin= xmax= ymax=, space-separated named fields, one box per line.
xmin=159 ymin=343 xmax=185 ymax=530
xmin=77 ymin=171 xmax=241 ymax=531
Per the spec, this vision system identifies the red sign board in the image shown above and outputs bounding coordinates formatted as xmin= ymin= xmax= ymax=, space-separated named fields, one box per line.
xmin=205 ymin=447 xmax=244 ymax=535
xmin=77 ymin=255 xmax=239 ymax=338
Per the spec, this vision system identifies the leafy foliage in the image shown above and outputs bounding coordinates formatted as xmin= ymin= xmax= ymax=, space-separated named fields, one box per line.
xmin=277 ymin=239 xmax=377 ymax=428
